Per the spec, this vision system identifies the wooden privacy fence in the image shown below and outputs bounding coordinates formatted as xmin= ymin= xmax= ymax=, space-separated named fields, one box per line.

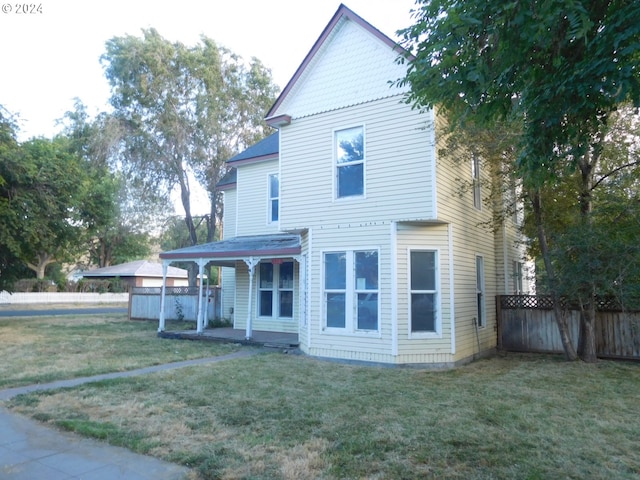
xmin=129 ymin=286 xmax=221 ymax=322
xmin=497 ymin=295 xmax=640 ymax=361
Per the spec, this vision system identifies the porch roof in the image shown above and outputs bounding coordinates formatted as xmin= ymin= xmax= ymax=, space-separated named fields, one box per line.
xmin=159 ymin=234 xmax=301 ymax=265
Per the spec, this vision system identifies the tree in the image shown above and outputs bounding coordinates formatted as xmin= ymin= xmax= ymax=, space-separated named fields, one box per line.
xmin=101 ymin=29 xmax=278 ymax=283
xmin=398 ymin=0 xmax=640 ymax=362
xmin=0 ymin=105 xmax=26 ymax=291
xmin=61 ymin=101 xmax=155 ymax=268
xmin=0 ymin=136 xmax=88 ymax=279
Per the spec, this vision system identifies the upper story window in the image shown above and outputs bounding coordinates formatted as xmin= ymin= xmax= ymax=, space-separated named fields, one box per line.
xmin=472 ymin=155 xmax=481 ymax=210
xmin=335 ymin=126 xmax=364 ymax=198
xmin=268 ymin=173 xmax=279 ymax=223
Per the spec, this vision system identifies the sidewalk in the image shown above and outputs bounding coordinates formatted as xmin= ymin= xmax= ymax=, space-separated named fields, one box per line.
xmin=0 ymin=349 xmax=260 ymax=479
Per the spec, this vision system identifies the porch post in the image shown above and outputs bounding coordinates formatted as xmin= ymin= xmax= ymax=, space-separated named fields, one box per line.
xmin=158 ymin=261 xmax=168 ymax=332
xmin=244 ymin=256 xmax=259 ymax=340
xmin=197 ymin=259 xmax=205 ymax=334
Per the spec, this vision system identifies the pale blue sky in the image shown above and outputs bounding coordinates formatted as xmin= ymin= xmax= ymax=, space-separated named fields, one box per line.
xmin=0 ymin=0 xmax=416 ymax=140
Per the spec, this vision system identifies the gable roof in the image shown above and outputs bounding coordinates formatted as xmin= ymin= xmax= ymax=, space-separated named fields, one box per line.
xmin=265 ymin=3 xmax=410 ymax=123
xmin=81 ymin=260 xmax=188 ymax=279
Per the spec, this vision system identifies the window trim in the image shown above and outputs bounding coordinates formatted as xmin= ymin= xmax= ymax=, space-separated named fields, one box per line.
xmin=408 ymin=248 xmax=442 ymax=339
xmin=321 ymin=248 xmax=380 ymax=335
xmin=472 ymin=154 xmax=481 ymax=210
xmin=333 ymin=125 xmax=366 ymax=201
xmin=476 ymin=255 xmax=486 ymax=328
xmin=267 ymin=173 xmax=279 ymax=224
xmin=257 ymin=260 xmax=295 ymax=320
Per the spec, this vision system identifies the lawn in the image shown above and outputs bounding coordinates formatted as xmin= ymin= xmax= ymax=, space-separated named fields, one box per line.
xmin=0 ymin=314 xmax=240 ymax=388
xmin=3 ymin=315 xmax=639 ymax=480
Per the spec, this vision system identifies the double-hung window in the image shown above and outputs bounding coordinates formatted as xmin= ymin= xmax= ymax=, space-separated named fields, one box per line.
xmin=324 ymin=250 xmax=378 ymax=332
xmin=335 ymin=126 xmax=364 ymax=198
xmin=268 ymin=174 xmax=279 ymax=223
xmin=259 ymin=261 xmax=293 ymax=318
xmin=410 ymin=250 xmax=438 ymax=334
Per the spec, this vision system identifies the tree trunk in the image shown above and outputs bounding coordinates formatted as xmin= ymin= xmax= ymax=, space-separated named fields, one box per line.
xmin=578 ymin=297 xmax=598 ymax=363
xmin=531 ymin=190 xmax=578 ymax=360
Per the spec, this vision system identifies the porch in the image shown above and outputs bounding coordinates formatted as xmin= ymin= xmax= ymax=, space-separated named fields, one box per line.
xmin=158 ymin=327 xmax=299 ymax=349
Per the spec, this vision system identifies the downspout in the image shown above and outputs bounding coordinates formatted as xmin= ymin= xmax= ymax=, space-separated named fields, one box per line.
xmin=158 ymin=261 xmax=168 ymax=332
xmin=244 ymin=256 xmax=259 ymax=340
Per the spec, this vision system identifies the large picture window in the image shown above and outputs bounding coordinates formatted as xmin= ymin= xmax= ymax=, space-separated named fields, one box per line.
xmin=259 ymin=261 xmax=293 ymax=318
xmin=335 ymin=126 xmax=364 ymax=198
xmin=410 ymin=250 xmax=438 ymax=333
xmin=324 ymin=250 xmax=378 ymax=331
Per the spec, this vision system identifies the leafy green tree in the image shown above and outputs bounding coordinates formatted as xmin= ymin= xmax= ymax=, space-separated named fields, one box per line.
xmin=101 ymin=29 xmax=278 ymax=276
xmin=0 ymin=136 xmax=87 ymax=279
xmin=61 ymin=100 xmax=157 ymax=268
xmin=0 ymin=105 xmax=27 ymax=291
xmin=398 ymin=0 xmax=640 ymax=362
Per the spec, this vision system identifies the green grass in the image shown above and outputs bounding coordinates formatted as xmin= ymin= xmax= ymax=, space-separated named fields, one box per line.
xmin=0 ymin=314 xmax=240 ymax=388
xmin=7 ymin=351 xmax=640 ymax=480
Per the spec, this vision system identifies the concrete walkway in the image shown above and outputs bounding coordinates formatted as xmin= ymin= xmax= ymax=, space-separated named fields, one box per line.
xmin=0 ymin=349 xmax=260 ymax=479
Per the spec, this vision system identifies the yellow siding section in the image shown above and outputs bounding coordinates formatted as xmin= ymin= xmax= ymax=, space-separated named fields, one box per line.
xmin=279 ymin=96 xmax=436 ymax=231
xmin=235 ymin=160 xmax=281 ymax=236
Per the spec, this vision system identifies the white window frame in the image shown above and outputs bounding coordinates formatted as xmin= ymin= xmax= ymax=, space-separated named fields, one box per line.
xmin=476 ymin=255 xmax=486 ymax=328
xmin=322 ymin=249 xmax=380 ymax=335
xmin=472 ymin=155 xmax=481 ymax=210
xmin=408 ymin=249 xmax=441 ymax=338
xmin=267 ymin=173 xmax=279 ymax=224
xmin=512 ymin=260 xmax=524 ymax=294
xmin=334 ymin=125 xmax=366 ymax=200
xmin=257 ymin=260 xmax=294 ymax=320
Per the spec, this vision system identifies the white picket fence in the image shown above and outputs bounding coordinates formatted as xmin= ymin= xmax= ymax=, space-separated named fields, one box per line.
xmin=0 ymin=291 xmax=129 ymax=304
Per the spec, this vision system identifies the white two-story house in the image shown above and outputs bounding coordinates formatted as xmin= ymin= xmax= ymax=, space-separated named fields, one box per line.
xmin=159 ymin=4 xmax=530 ymax=366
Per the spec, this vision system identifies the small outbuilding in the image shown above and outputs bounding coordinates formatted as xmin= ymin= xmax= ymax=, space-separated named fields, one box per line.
xmin=81 ymin=260 xmax=189 ymax=288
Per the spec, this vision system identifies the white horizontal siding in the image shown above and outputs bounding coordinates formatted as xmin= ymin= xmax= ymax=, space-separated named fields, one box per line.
xmin=222 ymin=189 xmax=237 ymax=239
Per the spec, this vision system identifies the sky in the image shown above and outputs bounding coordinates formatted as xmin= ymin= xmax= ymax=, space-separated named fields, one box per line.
xmin=0 ymin=0 xmax=417 ymax=141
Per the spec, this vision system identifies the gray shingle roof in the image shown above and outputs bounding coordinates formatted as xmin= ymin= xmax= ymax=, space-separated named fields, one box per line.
xmin=227 ymin=132 xmax=279 ymax=164
xmin=81 ymin=260 xmax=188 ymax=278
xmin=160 ymin=234 xmax=300 ymax=261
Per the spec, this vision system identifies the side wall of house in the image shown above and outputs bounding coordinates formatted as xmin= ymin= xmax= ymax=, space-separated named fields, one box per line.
xmin=235 ymin=159 xmax=281 ymax=237
xmin=279 ymin=95 xmax=436 ymax=232
xmin=434 ymin=119 xmax=499 ymax=362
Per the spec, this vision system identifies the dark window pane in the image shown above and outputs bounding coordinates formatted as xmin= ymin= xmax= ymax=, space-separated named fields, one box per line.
xmin=325 ymin=253 xmax=346 ymax=289
xmin=271 ymin=199 xmax=279 ymax=222
xmin=357 ymin=293 xmax=378 ymax=330
xmin=337 ymin=163 xmax=363 ymax=197
xmin=411 ymin=251 xmax=436 ymax=291
xmin=355 ymin=251 xmax=378 ymax=290
xmin=279 ymin=262 xmax=293 ymax=289
xmin=259 ymin=263 xmax=273 ymax=288
xmin=260 ymin=290 xmax=273 ymax=317
xmin=279 ymin=291 xmax=293 ymax=318
xmin=326 ymin=293 xmax=345 ymax=328
xmin=411 ymin=293 xmax=435 ymax=332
